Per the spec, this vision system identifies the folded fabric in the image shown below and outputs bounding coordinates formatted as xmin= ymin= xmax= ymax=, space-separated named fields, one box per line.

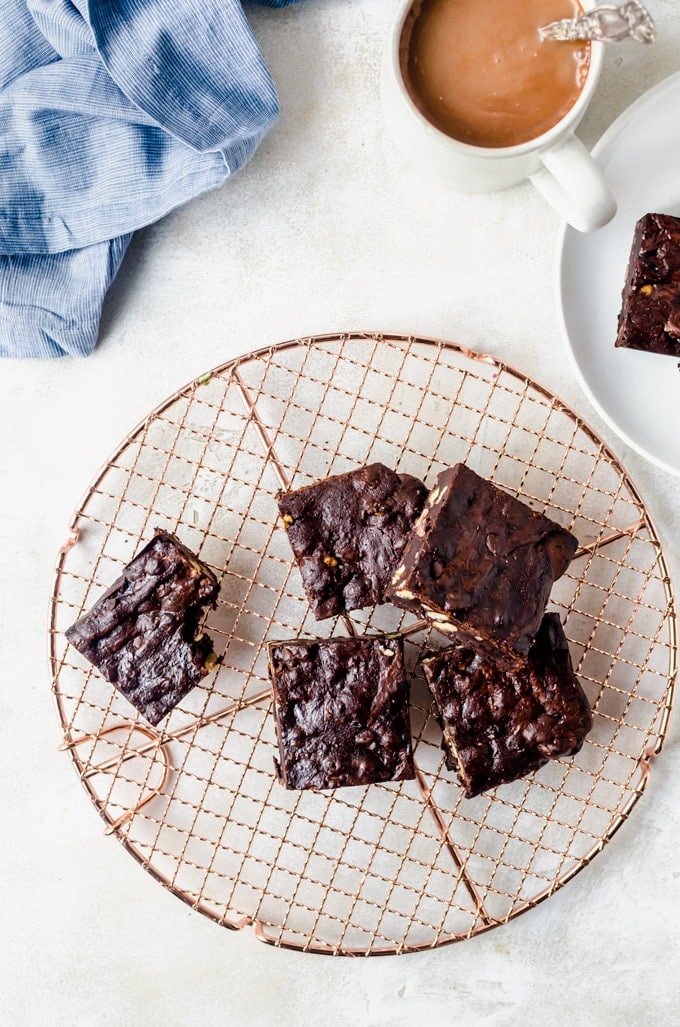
xmin=0 ymin=0 xmax=304 ymax=358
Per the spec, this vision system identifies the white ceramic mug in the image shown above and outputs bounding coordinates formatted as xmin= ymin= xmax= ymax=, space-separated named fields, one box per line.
xmin=382 ymin=0 xmax=617 ymax=232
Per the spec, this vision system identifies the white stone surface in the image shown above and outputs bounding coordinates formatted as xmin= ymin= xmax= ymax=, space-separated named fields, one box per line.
xmin=1 ymin=2 xmax=679 ymax=1023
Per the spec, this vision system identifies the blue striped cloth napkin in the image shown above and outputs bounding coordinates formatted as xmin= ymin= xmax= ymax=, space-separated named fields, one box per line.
xmin=0 ymin=0 xmax=302 ymax=358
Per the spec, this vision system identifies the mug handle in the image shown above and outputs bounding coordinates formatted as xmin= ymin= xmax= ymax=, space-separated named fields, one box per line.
xmin=529 ymin=134 xmax=616 ymax=233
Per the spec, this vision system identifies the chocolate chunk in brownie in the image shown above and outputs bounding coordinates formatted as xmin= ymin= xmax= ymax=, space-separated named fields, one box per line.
xmin=277 ymin=463 xmax=427 ymax=620
xmin=390 ymin=463 xmax=577 ymax=655
xmin=65 ymin=530 xmax=219 ymax=725
xmin=615 ymin=212 xmax=680 ymax=358
xmin=268 ymin=635 xmax=415 ymax=789
xmin=422 ymin=613 xmax=592 ymax=798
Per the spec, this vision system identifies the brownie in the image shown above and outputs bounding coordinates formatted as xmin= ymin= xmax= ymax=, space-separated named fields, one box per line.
xmin=268 ymin=635 xmax=415 ymax=789
xmin=65 ymin=530 xmax=220 ymax=725
xmin=390 ymin=463 xmax=577 ymax=654
xmin=615 ymin=212 xmax=680 ymax=358
xmin=277 ymin=462 xmax=427 ymax=620
xmin=422 ymin=614 xmax=592 ymax=798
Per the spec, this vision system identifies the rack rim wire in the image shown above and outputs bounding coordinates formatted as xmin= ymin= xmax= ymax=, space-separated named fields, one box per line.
xmin=49 ymin=332 xmax=677 ymax=955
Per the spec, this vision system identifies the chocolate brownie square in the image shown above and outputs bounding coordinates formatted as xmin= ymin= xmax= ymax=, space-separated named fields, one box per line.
xmin=268 ymin=635 xmax=415 ymax=789
xmin=422 ymin=614 xmax=592 ymax=798
xmin=615 ymin=212 xmax=680 ymax=358
xmin=391 ymin=463 xmax=577 ymax=654
xmin=277 ymin=462 xmax=427 ymax=620
xmin=65 ymin=530 xmax=219 ymax=725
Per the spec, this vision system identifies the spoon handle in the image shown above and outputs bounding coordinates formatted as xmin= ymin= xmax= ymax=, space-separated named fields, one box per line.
xmin=539 ymin=1 xmax=656 ymax=43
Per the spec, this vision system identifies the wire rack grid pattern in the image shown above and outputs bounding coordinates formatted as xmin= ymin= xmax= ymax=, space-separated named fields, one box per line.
xmin=50 ymin=333 xmax=676 ymax=955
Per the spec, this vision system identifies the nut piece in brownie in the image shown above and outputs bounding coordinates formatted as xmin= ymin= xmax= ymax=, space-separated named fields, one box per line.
xmin=615 ymin=212 xmax=680 ymax=358
xmin=268 ymin=635 xmax=415 ymax=789
xmin=277 ymin=463 xmax=427 ymax=620
xmin=65 ymin=530 xmax=219 ymax=725
xmin=422 ymin=613 xmax=592 ymax=798
xmin=391 ymin=463 xmax=577 ymax=655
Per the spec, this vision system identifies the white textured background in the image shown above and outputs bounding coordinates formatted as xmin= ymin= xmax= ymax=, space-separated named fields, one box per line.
xmin=1 ymin=2 xmax=679 ymax=1024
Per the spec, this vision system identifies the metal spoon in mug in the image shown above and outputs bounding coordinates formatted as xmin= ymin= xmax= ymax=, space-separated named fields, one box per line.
xmin=539 ymin=1 xmax=656 ymax=43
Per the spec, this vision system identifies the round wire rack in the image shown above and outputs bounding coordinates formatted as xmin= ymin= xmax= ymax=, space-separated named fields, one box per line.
xmin=50 ymin=332 xmax=677 ymax=955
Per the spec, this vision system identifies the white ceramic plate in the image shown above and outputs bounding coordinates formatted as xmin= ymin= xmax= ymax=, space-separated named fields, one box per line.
xmin=557 ymin=71 xmax=680 ymax=477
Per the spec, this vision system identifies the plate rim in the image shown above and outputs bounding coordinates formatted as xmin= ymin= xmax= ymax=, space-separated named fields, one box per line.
xmin=555 ymin=70 xmax=680 ymax=479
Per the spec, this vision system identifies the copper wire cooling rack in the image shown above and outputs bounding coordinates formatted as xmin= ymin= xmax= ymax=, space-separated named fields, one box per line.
xmin=50 ymin=333 xmax=677 ymax=955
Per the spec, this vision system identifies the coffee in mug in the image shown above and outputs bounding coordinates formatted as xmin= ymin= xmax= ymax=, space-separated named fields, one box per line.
xmin=401 ymin=0 xmax=591 ymax=149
